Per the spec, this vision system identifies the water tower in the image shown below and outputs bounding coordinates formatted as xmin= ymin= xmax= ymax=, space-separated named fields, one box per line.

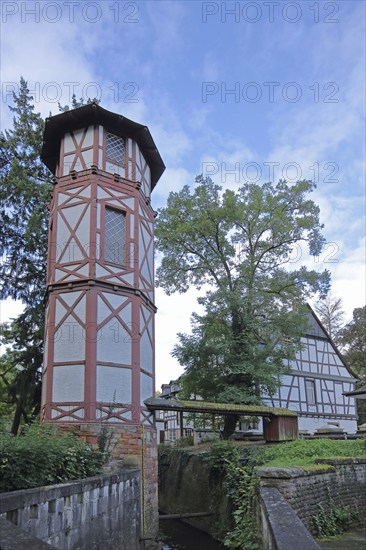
xmin=40 ymin=103 xmax=165 ymax=545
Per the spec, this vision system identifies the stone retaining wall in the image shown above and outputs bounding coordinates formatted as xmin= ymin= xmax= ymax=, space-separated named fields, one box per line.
xmin=0 ymin=470 xmax=141 ymax=550
xmin=258 ymin=459 xmax=366 ymax=535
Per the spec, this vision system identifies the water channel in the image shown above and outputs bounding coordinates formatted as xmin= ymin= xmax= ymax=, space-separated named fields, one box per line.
xmin=159 ymin=519 xmax=226 ymax=550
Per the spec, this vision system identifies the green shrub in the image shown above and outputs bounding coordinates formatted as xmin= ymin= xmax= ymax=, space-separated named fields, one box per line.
xmin=174 ymin=435 xmax=194 ymax=448
xmin=312 ymin=502 xmax=358 ymax=538
xmin=207 ymin=441 xmax=261 ymax=550
xmin=206 ymin=440 xmax=240 ymax=473
xmin=0 ymin=423 xmax=104 ymax=492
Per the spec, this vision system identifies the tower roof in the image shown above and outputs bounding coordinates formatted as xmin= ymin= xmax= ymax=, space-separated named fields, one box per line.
xmin=41 ymin=103 xmax=165 ymax=188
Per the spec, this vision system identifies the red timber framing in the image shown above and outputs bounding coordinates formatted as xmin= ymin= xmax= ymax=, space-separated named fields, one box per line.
xmin=41 ymin=104 xmax=165 ymax=429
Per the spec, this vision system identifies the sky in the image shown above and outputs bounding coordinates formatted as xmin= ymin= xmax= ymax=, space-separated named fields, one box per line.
xmin=0 ymin=0 xmax=365 ymax=389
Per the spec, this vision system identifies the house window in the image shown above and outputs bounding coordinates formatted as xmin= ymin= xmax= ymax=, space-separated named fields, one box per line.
xmin=106 ymin=132 xmax=125 ymax=165
xmin=104 ymin=207 xmax=126 ymax=265
xmin=305 ymin=379 xmax=317 ymax=405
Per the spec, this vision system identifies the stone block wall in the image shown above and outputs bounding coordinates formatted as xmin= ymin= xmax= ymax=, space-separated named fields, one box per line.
xmin=75 ymin=422 xmax=158 ymax=547
xmin=258 ymin=459 xmax=366 ymax=535
xmin=0 ymin=470 xmax=141 ymax=550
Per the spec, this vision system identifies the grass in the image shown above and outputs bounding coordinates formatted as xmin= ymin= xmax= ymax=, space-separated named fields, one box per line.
xmin=252 ymin=438 xmax=366 ymax=469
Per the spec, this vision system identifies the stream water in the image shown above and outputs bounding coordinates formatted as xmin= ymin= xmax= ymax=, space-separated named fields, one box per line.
xmin=159 ymin=519 xmax=226 ymax=550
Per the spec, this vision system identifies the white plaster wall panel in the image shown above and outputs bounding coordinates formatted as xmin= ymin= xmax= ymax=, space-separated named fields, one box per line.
xmin=309 ymin=344 xmax=317 ymax=362
xmin=75 ymin=264 xmax=89 ymax=277
xmin=130 ymin=214 xmax=135 ymax=239
xmin=142 ymin=180 xmax=149 ymax=197
xmin=99 ymin=148 xmax=103 ymax=168
xmin=281 ymin=375 xmax=292 ymax=387
xmin=140 ymin=372 xmax=153 ymax=405
xmin=97 ymin=319 xmax=132 ymax=365
xmin=74 ymin=205 xmax=90 ymax=252
xmin=145 ymin=164 xmax=151 ymax=188
xmin=147 ymin=237 xmax=154 ymax=284
xmin=81 ymin=148 xmax=93 ymax=169
xmin=62 ymin=155 xmax=73 ymax=175
xmin=83 ymin=126 xmax=94 ymax=148
xmin=121 ymin=272 xmax=134 ymax=285
xmin=43 ymin=327 xmax=49 ymax=371
xmin=60 ymin=197 xmax=85 ymax=207
xmin=103 ymin=198 xmax=126 ymax=210
xmin=63 ymin=202 xmax=86 ymax=229
xmin=73 ymin=128 xmax=85 ymax=145
xmin=98 ymin=125 xmax=103 ymax=146
xmin=63 ymin=133 xmax=75 ymax=153
xmin=53 ymin=316 xmax=85 ymax=362
xmin=96 ymin=365 xmax=132 ymax=403
xmin=71 ymin=294 xmax=86 ymax=324
xmin=41 ymin=371 xmax=47 ymax=404
xmin=52 ymin=364 xmax=85 ymax=402
xmin=334 ymin=382 xmax=344 ymax=404
xmin=55 ymin=299 xmax=68 ymax=327
xmin=97 ymin=294 xmax=129 ymax=325
xmin=62 ymin=238 xmax=84 ymax=263
xmin=121 ymin=197 xmax=134 ymax=210
xmin=78 ymin=186 xmax=91 ymax=199
xmin=62 ymin=203 xmax=89 ymax=228
xmin=127 ymin=159 xmax=133 ymax=180
xmin=97 ymin=187 xmax=111 ymax=200
xmin=106 ymin=161 xmax=124 ymax=177
xmin=298 ymin=377 xmax=306 ymax=402
xmin=105 ymin=292 xmax=130 ymax=317
xmin=96 ymin=232 xmax=101 ymax=260
xmin=56 ymin=214 xmax=70 ymax=261
xmin=96 ymin=202 xmax=101 ymax=229
xmin=140 ymin=330 xmax=153 ymax=374
xmin=96 ymin=264 xmax=111 ymax=278
xmin=322 ymin=381 xmax=331 ymax=403
xmin=289 ymin=384 xmax=300 ymax=402
xmin=129 ymin=243 xmax=136 ymax=268
xmin=72 ymin=157 xmax=84 ymax=172
xmin=57 ymin=290 xmax=83 ymax=309
xmin=334 ymin=354 xmax=342 ymax=366
xmin=58 ymin=187 xmax=85 ymax=206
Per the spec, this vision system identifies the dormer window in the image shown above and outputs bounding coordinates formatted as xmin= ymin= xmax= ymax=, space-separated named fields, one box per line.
xmin=106 ymin=132 xmax=125 ymax=165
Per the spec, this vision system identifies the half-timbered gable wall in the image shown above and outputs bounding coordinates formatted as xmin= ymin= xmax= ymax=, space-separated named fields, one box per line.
xmin=262 ymin=309 xmax=358 ymax=433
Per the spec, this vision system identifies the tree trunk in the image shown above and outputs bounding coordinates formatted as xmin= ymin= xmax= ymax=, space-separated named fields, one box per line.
xmin=11 ymin=401 xmax=23 ymax=435
xmin=222 ymin=414 xmax=238 ymax=439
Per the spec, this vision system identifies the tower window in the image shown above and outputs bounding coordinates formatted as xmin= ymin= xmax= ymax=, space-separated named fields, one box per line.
xmin=104 ymin=207 xmax=126 ymax=265
xmin=106 ymin=132 xmax=125 ymax=165
xmin=305 ymin=379 xmax=317 ymax=405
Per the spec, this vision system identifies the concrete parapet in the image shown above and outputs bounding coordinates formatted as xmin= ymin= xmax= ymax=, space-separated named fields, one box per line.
xmin=260 ymin=487 xmax=321 ymax=550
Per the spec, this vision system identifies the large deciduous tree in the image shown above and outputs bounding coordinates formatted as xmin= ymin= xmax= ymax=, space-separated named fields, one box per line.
xmin=155 ymin=176 xmax=330 ymax=438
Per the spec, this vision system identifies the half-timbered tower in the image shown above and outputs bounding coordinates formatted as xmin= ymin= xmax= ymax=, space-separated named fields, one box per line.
xmin=263 ymin=306 xmax=358 ymax=433
xmin=40 ymin=103 xmax=164 ymax=426
xmin=40 ymin=104 xmax=165 ymax=544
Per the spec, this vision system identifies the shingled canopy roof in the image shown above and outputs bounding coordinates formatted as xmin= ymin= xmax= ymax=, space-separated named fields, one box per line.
xmin=41 ymin=102 xmax=165 ymax=188
xmin=344 ymin=384 xmax=366 ymax=400
xmin=144 ymin=397 xmax=297 ymax=418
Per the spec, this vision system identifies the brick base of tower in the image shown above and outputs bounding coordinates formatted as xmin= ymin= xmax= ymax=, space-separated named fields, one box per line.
xmin=59 ymin=422 xmax=159 ymax=549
